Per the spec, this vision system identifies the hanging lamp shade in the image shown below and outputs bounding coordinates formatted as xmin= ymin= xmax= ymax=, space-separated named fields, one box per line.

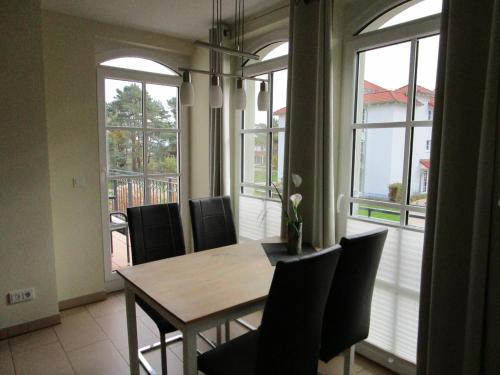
xmin=209 ymin=75 xmax=223 ymax=108
xmin=180 ymin=71 xmax=194 ymax=106
xmin=257 ymin=81 xmax=269 ymax=111
xmin=234 ymin=78 xmax=247 ymax=110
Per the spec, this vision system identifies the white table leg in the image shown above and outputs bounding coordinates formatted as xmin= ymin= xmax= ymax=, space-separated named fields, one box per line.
xmin=183 ymin=328 xmax=198 ymax=375
xmin=125 ymin=288 xmax=140 ymax=375
xmin=343 ymin=345 xmax=355 ymax=375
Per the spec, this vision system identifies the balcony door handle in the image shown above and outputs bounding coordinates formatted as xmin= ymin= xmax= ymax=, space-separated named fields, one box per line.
xmin=336 ymin=194 xmax=345 ymax=214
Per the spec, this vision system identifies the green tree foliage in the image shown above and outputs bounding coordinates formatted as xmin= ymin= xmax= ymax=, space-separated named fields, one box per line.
xmin=106 ymin=84 xmax=177 ymax=174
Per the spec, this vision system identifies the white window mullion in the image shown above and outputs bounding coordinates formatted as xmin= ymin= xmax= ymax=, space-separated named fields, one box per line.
xmin=142 ymin=81 xmax=149 ymax=204
xmin=400 ymin=39 xmax=418 ymax=226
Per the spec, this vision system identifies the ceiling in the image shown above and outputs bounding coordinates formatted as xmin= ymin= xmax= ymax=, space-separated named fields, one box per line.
xmin=41 ymin=0 xmax=286 ymax=41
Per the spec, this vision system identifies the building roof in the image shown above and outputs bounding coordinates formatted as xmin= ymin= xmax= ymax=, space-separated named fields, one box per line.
xmin=364 ymin=81 xmax=387 ymax=93
xmin=420 ymin=159 xmax=431 ymax=169
xmin=395 ymin=84 xmax=435 ymax=96
xmin=272 ymin=81 xmax=434 ymax=116
xmin=363 ymin=81 xmax=427 ymax=106
xmin=273 ymin=107 xmax=287 ymax=115
xmin=364 ymin=90 xmax=417 ymax=105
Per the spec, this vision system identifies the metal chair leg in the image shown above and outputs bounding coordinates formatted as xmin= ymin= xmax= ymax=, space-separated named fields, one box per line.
xmin=126 ymin=231 xmax=130 ymax=265
xmin=225 ymin=320 xmax=231 ymax=342
xmin=343 ymin=345 xmax=355 ymax=375
xmin=160 ymin=333 xmax=167 ymax=375
xmin=234 ymin=318 xmax=257 ymax=331
xmin=197 ymin=332 xmax=216 ymax=348
xmin=138 ymin=333 xmax=183 ymax=375
xmin=216 ymin=324 xmax=222 ymax=345
xmin=110 ymin=232 xmax=114 ymax=254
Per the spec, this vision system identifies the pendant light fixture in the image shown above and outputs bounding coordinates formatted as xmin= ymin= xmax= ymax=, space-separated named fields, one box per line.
xmin=234 ymin=78 xmax=246 ymax=110
xmin=180 ymin=71 xmax=194 ymax=106
xmin=209 ymin=75 xmax=223 ymax=108
xmin=179 ymin=0 xmax=269 ymax=110
xmin=233 ymin=0 xmax=247 ymax=110
xmin=257 ymin=81 xmax=269 ymax=111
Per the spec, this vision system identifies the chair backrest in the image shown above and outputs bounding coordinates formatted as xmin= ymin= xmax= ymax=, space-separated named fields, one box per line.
xmin=257 ymin=246 xmax=342 ymax=375
xmin=189 ymin=196 xmax=237 ymax=251
xmin=320 ymin=228 xmax=388 ymax=362
xmin=127 ymin=203 xmax=185 ymax=265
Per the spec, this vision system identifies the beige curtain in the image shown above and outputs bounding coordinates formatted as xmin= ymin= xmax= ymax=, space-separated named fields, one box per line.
xmin=283 ymin=0 xmax=336 ymax=248
xmin=417 ymin=0 xmax=500 ymax=374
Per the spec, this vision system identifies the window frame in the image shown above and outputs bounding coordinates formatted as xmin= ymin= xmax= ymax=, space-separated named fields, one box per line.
xmin=338 ymin=14 xmax=440 ymax=235
xmin=238 ymin=54 xmax=288 ymax=202
xmin=336 ymin=13 xmax=441 ymax=374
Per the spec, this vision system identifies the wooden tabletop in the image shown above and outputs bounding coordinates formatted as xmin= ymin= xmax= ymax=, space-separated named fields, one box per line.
xmin=117 ymin=238 xmax=280 ymax=324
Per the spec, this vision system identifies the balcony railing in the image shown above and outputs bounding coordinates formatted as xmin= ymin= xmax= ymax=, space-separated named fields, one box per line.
xmin=108 ymin=171 xmax=178 ymax=213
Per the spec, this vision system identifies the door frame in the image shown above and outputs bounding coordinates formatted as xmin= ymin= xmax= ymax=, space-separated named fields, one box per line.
xmin=97 ymin=64 xmax=188 ymax=291
xmin=336 ymin=14 xmax=440 ymax=375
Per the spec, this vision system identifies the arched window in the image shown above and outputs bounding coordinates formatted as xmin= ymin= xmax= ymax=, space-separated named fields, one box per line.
xmin=360 ymin=0 xmax=442 ymax=34
xmin=238 ymin=41 xmax=288 ymax=241
xmin=97 ymin=56 xmax=183 ymax=282
xmin=245 ymin=41 xmax=288 ymax=66
xmin=337 ymin=1 xmax=441 ymax=371
xmin=100 ymin=57 xmax=178 ymax=75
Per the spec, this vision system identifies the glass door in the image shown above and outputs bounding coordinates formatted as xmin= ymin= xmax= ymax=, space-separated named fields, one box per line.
xmin=338 ymin=31 xmax=439 ymax=368
xmin=97 ymin=58 xmax=182 ymax=288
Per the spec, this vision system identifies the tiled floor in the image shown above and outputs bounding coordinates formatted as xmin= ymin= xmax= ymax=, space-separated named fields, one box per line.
xmin=0 ymin=292 xmax=395 ymax=375
xmin=111 ymin=232 xmax=130 ymax=271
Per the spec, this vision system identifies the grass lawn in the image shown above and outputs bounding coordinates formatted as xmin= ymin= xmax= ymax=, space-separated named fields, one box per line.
xmin=355 ymin=205 xmax=400 ymax=222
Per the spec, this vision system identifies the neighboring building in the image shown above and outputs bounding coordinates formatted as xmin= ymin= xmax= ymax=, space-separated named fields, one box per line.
xmin=273 ymin=80 xmax=434 ymax=204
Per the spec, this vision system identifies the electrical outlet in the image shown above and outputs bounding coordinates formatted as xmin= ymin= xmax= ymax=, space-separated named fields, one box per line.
xmin=8 ymin=288 xmax=35 ymax=304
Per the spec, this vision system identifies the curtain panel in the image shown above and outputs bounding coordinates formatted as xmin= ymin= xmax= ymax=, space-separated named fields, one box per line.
xmin=283 ymin=0 xmax=337 ymax=248
xmin=417 ymin=0 xmax=499 ymax=374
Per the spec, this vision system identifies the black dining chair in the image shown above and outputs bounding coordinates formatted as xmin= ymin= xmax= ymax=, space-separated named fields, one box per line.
xmin=198 ymin=245 xmax=342 ymax=375
xmin=127 ymin=203 xmax=186 ymax=375
xmin=319 ymin=228 xmax=388 ymax=375
xmin=189 ymin=196 xmax=237 ymax=252
xmin=189 ymin=196 xmax=252 ymax=342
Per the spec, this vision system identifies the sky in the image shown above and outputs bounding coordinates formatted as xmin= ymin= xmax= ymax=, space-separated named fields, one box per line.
xmin=363 ymin=34 xmax=439 ymax=91
xmin=363 ymin=0 xmax=442 ymax=91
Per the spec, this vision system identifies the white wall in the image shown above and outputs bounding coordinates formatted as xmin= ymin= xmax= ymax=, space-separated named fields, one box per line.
xmin=42 ymin=10 xmax=194 ymax=301
xmin=0 ymin=0 xmax=59 ymax=329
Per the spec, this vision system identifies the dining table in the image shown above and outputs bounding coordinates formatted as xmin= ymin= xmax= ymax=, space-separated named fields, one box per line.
xmin=117 ymin=237 xmax=290 ymax=375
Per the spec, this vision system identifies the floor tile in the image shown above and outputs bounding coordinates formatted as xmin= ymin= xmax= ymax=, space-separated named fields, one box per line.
xmin=94 ymin=310 xmax=159 ymax=364
xmin=67 ymin=339 xmax=129 ymax=375
xmin=54 ymin=307 xmax=107 ymax=352
xmin=9 ymin=327 xmax=58 ymax=355
xmin=143 ymin=346 xmax=184 ymax=375
xmin=0 ymin=340 xmax=15 ymax=375
xmin=138 ymin=311 xmax=160 ymax=336
xmin=356 ymin=355 xmax=396 ymax=374
xmin=318 ymin=354 xmax=364 ymax=375
xmin=12 ymin=341 xmax=74 ymax=375
xmin=86 ymin=293 xmax=125 ymax=319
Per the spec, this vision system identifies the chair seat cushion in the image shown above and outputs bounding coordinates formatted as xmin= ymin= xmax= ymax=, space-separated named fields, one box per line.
xmin=136 ymin=296 xmax=177 ymax=334
xmin=198 ymin=330 xmax=259 ymax=375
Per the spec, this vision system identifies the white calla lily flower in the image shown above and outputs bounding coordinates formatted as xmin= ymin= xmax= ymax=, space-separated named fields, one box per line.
xmin=289 ymin=193 xmax=302 ymax=208
xmin=291 ymin=173 xmax=303 ymax=188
